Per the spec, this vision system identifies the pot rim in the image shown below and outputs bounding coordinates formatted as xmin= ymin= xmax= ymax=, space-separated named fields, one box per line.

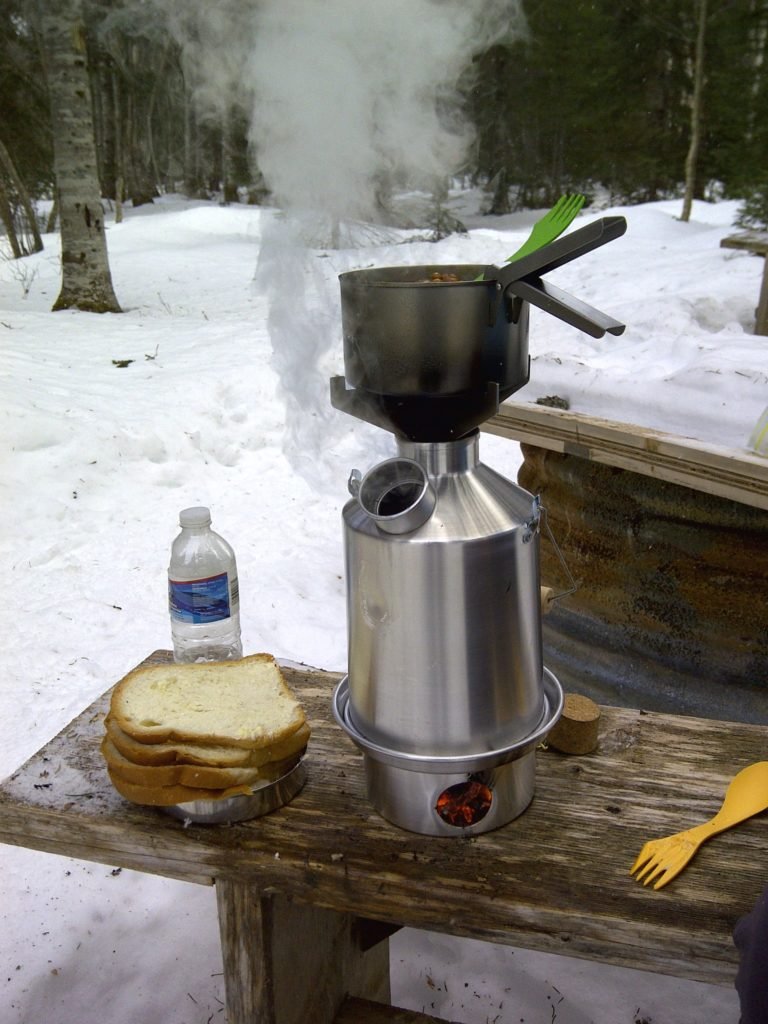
xmin=332 ymin=668 xmax=563 ymax=774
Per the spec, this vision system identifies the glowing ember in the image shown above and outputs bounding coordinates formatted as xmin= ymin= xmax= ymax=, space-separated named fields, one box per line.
xmin=435 ymin=779 xmax=493 ymax=827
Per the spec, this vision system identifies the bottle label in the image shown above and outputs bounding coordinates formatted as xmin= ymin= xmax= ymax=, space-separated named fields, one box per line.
xmin=169 ymin=572 xmax=232 ymax=624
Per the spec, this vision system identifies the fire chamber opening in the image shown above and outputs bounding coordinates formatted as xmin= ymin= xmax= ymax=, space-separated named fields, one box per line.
xmin=435 ymin=779 xmax=493 ymax=828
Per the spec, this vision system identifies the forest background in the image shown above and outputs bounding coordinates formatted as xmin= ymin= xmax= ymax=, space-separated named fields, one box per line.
xmin=0 ymin=7 xmax=765 ymax=1020
xmin=2 ymin=0 xmax=768 ymax=267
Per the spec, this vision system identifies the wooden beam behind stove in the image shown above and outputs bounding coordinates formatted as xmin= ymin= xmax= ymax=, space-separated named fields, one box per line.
xmin=483 ymin=400 xmax=768 ymax=510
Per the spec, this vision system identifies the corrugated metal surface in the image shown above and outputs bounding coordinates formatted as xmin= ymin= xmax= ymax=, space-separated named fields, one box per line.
xmin=520 ymin=444 xmax=768 ymax=723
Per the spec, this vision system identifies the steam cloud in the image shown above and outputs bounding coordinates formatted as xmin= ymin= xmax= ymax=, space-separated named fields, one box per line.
xmin=247 ymin=0 xmax=524 ymax=224
xmin=166 ymin=0 xmax=526 ymax=486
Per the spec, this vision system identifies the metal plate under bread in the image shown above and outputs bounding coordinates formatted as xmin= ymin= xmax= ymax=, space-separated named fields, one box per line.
xmin=161 ymin=759 xmax=307 ymax=825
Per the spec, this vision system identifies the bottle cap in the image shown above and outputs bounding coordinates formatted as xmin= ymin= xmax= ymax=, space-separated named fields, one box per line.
xmin=179 ymin=506 xmax=212 ymax=527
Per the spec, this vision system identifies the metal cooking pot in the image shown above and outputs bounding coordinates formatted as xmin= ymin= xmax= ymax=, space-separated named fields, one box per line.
xmin=338 ymin=216 xmax=628 ymax=400
xmin=339 ymin=264 xmax=530 ymax=398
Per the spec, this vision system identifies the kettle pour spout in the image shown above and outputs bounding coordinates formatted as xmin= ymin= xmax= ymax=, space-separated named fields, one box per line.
xmin=351 ymin=457 xmax=436 ymax=535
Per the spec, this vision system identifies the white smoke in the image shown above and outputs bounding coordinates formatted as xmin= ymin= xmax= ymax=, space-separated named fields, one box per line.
xmin=164 ymin=0 xmax=527 ymax=487
xmin=247 ymin=0 xmax=524 ymax=224
xmin=164 ymin=3 xmax=256 ymax=127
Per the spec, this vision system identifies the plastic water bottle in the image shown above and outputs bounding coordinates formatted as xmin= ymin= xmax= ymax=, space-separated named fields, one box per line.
xmin=168 ymin=506 xmax=243 ymax=663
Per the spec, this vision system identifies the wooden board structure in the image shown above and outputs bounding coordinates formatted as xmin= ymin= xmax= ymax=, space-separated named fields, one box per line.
xmin=483 ymin=400 xmax=768 ymax=510
xmin=720 ymin=230 xmax=768 ymax=336
xmin=0 ymin=650 xmax=766 ymax=1024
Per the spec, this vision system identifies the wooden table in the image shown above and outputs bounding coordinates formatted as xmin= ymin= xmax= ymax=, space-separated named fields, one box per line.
xmin=1 ymin=651 xmax=766 ymax=1024
xmin=720 ymin=229 xmax=768 ymax=335
xmin=485 ymin=400 xmax=768 ymax=511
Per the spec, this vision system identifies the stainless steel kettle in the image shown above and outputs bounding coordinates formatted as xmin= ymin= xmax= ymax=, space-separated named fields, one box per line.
xmin=343 ymin=432 xmax=546 ymax=757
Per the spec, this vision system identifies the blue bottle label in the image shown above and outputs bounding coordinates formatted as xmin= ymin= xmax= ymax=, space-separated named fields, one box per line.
xmin=169 ymin=572 xmax=231 ymax=624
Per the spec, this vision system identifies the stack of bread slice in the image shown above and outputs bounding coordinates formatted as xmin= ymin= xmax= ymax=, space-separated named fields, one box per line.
xmin=102 ymin=653 xmax=310 ymax=806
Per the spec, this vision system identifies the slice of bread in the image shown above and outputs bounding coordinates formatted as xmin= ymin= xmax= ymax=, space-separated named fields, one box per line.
xmin=101 ymin=737 xmax=300 ymax=790
xmin=104 ymin=716 xmax=310 ymax=769
xmin=106 ymin=768 xmax=256 ymax=807
xmin=110 ymin=654 xmax=307 ymax=749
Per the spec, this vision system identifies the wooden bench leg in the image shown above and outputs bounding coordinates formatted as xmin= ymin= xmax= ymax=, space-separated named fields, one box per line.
xmin=756 ymin=255 xmax=768 ymax=336
xmin=215 ymin=879 xmax=391 ymax=1024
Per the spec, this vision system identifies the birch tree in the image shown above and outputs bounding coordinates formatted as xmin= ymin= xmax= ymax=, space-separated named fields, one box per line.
xmin=34 ymin=0 xmax=121 ymax=313
xmin=680 ymin=0 xmax=709 ymax=222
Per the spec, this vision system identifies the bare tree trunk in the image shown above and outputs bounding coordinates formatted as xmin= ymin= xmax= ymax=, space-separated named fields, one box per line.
xmin=221 ymin=104 xmax=238 ymax=204
xmin=680 ymin=0 xmax=708 ymax=223
xmin=111 ymin=67 xmax=124 ymax=224
xmin=0 ymin=138 xmax=44 ymax=253
xmin=489 ymin=167 xmax=512 ymax=215
xmin=745 ymin=0 xmax=768 ymax=143
xmin=46 ymin=195 xmax=59 ymax=233
xmin=34 ymin=0 xmax=121 ymax=312
xmin=183 ymin=85 xmax=194 ymax=193
xmin=88 ymin=50 xmax=108 ymax=194
xmin=181 ymin=53 xmax=204 ymax=197
xmin=0 ymin=178 xmax=23 ymax=258
xmin=145 ymin=43 xmax=171 ymax=191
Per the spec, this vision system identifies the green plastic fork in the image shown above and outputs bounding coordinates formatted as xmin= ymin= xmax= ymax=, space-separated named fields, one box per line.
xmin=505 ymin=193 xmax=586 ymax=263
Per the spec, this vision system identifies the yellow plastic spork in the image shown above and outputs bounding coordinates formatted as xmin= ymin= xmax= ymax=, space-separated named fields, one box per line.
xmin=630 ymin=761 xmax=768 ymax=890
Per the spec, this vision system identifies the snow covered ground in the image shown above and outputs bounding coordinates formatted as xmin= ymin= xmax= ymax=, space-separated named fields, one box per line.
xmin=2 ymin=191 xmax=762 ymax=1022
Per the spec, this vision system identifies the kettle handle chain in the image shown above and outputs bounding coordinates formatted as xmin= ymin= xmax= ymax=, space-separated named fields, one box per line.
xmin=539 ymin=505 xmax=579 ymax=603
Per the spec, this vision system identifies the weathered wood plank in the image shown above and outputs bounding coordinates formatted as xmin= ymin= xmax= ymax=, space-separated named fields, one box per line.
xmin=335 ymin=997 xmax=459 ymax=1024
xmin=215 ymin=884 xmax=390 ymax=1024
xmin=720 ymin=230 xmax=768 ymax=255
xmin=216 ymin=881 xmax=274 ymax=1024
xmin=483 ymin=400 xmax=768 ymax=509
xmin=1 ymin=651 xmax=765 ymax=988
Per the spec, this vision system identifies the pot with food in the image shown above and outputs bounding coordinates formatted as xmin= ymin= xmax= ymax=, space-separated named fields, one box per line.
xmin=339 ymin=264 xmax=530 ymax=399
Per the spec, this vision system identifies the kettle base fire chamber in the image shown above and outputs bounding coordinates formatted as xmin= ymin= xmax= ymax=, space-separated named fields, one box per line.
xmin=333 ymin=670 xmax=563 ymax=837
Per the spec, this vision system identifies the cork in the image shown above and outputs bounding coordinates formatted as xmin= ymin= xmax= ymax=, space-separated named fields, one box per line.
xmin=546 ymin=693 xmax=601 ymax=754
